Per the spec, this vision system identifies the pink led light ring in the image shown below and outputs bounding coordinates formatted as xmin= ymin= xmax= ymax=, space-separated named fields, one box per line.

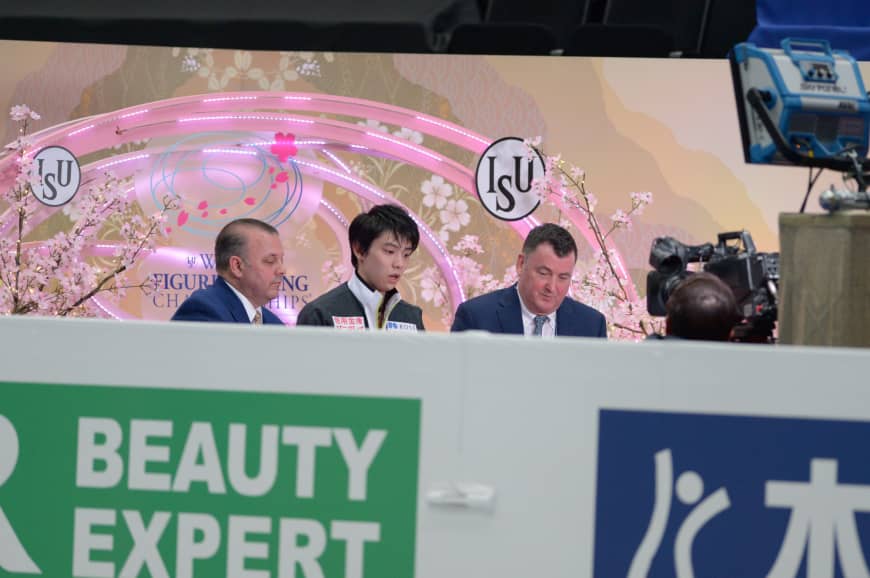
xmin=0 ymin=92 xmax=637 ymax=308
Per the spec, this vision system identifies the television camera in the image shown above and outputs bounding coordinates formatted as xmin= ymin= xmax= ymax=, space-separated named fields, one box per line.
xmin=646 ymin=231 xmax=779 ymax=342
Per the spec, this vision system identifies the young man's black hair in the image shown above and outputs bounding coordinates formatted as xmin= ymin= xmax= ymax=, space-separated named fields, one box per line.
xmin=348 ymin=204 xmax=420 ymax=268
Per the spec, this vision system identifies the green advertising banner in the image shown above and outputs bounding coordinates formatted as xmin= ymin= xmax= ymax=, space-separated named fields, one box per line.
xmin=0 ymin=382 xmax=421 ymax=578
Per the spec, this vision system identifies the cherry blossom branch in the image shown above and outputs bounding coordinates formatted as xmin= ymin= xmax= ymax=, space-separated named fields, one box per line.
xmin=525 ymin=138 xmax=660 ymax=339
xmin=60 ymin=198 xmax=176 ymax=315
xmin=547 ymin=157 xmax=633 ymax=303
xmin=1 ymin=105 xmax=174 ymax=317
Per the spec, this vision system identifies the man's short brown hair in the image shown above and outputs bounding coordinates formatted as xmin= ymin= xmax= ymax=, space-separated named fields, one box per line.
xmin=666 ymin=272 xmax=742 ymax=341
xmin=215 ymin=219 xmax=279 ymax=273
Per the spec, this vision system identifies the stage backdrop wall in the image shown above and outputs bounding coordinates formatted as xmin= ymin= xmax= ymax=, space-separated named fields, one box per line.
xmin=2 ymin=41 xmax=864 ymax=330
xmin=1 ymin=317 xmax=870 ymax=578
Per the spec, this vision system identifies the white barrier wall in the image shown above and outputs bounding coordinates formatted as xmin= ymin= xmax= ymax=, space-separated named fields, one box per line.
xmin=1 ymin=317 xmax=869 ymax=577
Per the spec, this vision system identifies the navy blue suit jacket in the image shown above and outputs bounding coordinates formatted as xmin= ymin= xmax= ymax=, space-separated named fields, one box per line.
xmin=451 ymin=285 xmax=606 ymax=338
xmin=171 ymin=277 xmax=283 ymax=325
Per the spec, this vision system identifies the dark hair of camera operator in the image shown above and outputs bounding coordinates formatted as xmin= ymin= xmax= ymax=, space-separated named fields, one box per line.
xmin=664 ymin=272 xmax=742 ymax=341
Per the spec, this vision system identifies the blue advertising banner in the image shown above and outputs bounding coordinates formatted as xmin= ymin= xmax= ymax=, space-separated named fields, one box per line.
xmin=595 ymin=409 xmax=870 ymax=578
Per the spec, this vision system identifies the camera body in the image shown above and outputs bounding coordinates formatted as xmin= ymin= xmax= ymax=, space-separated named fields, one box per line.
xmin=646 ymin=231 xmax=779 ymax=340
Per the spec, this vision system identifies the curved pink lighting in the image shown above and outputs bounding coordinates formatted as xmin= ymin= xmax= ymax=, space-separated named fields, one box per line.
xmin=0 ymin=91 xmax=639 ymax=314
xmin=318 ymin=199 xmax=351 ymax=268
xmin=17 ymin=148 xmax=467 ymax=307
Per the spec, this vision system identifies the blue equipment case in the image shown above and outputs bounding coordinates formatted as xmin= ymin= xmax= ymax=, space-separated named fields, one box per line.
xmin=731 ymin=38 xmax=870 ymax=165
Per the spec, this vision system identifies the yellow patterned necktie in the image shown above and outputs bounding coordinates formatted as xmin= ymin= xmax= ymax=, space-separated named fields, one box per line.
xmin=252 ymin=310 xmax=262 ymax=325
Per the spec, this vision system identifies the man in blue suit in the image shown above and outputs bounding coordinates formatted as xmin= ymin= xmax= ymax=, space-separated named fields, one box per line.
xmin=171 ymin=218 xmax=285 ymax=325
xmin=451 ymin=223 xmax=606 ymax=338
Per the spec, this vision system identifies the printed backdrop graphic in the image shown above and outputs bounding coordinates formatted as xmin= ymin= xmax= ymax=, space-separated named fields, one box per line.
xmin=595 ymin=409 xmax=870 ymax=578
xmin=1 ymin=42 xmax=866 ymax=330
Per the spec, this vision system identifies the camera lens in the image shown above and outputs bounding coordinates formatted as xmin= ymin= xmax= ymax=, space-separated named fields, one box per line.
xmin=657 ymin=255 xmax=683 ymax=276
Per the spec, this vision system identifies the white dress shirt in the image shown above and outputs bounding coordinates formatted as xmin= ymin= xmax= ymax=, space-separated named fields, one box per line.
xmin=517 ymin=287 xmax=556 ymax=338
xmin=225 ymin=281 xmax=262 ymax=323
xmin=347 ymin=272 xmax=403 ymax=329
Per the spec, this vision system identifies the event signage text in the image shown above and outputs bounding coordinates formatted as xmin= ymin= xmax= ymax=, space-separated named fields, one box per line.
xmin=146 ymin=252 xmax=313 ymax=317
xmin=0 ymin=382 xmax=420 ymax=577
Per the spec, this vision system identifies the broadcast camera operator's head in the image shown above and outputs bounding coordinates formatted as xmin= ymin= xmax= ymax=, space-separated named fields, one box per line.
xmin=665 ymin=272 xmax=742 ymax=341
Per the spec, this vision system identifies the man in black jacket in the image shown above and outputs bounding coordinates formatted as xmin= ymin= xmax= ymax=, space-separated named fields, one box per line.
xmin=297 ymin=204 xmax=424 ymax=331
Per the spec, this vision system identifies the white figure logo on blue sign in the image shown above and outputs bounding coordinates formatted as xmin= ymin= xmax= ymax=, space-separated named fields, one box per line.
xmin=628 ymin=449 xmax=731 ymax=578
xmin=595 ymin=410 xmax=870 ymax=578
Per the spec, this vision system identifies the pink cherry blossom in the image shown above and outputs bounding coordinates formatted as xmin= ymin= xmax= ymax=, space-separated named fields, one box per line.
xmin=356 ymin=119 xmax=389 ymax=133
xmin=610 ymin=209 xmax=632 ymax=230
xmin=517 ymin=137 xmax=659 ymax=340
xmin=420 ymin=267 xmax=447 ymax=308
xmin=421 ymin=175 xmax=453 ymax=209
xmin=452 ymin=235 xmax=484 ymax=255
xmin=393 ymin=127 xmax=424 ymax=144
xmin=270 ymin=132 xmax=298 ymax=164
xmin=439 ymin=199 xmax=470 ymax=232
xmin=0 ymin=106 xmax=176 ymax=317
xmin=9 ymin=105 xmax=40 ymax=121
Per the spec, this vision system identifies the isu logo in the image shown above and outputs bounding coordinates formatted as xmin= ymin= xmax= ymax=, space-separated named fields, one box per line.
xmin=475 ymin=137 xmax=544 ymax=221
xmin=29 ymin=146 xmax=81 ymax=207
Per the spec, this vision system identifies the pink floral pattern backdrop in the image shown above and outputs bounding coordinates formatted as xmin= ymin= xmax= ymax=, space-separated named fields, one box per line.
xmin=2 ymin=41 xmax=858 ymax=335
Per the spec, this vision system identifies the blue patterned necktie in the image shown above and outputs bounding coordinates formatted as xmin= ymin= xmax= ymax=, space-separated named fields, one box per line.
xmin=532 ymin=315 xmax=548 ymax=336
